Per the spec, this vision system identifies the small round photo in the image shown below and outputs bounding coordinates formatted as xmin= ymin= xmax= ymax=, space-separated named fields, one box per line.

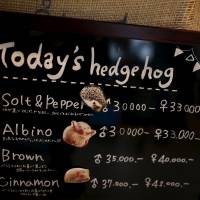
xmin=64 ymin=168 xmax=90 ymax=183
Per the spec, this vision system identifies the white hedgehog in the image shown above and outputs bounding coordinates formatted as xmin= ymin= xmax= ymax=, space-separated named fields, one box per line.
xmin=63 ymin=121 xmax=96 ymax=148
xmin=80 ymin=85 xmax=107 ymax=112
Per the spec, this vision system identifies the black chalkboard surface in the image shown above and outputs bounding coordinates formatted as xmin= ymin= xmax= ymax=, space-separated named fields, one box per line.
xmin=0 ymin=11 xmax=200 ymax=200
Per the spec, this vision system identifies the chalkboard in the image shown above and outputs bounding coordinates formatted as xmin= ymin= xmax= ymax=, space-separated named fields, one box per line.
xmin=0 ymin=11 xmax=200 ymax=200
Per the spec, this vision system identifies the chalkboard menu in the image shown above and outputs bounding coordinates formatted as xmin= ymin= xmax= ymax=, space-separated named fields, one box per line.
xmin=0 ymin=11 xmax=200 ymax=200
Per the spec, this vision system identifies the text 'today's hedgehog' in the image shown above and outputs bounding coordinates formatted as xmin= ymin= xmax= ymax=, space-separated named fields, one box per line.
xmin=80 ymin=85 xmax=107 ymax=112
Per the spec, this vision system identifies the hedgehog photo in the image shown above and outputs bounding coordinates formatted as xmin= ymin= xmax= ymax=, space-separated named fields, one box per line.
xmin=80 ymin=85 xmax=107 ymax=112
xmin=64 ymin=168 xmax=90 ymax=183
xmin=63 ymin=120 xmax=96 ymax=148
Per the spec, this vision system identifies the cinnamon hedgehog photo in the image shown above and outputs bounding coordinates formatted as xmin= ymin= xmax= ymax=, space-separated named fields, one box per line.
xmin=64 ymin=168 xmax=90 ymax=183
xmin=80 ymin=85 xmax=108 ymax=112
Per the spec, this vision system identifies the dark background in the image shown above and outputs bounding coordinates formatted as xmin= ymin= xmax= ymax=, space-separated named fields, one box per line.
xmin=0 ymin=11 xmax=200 ymax=200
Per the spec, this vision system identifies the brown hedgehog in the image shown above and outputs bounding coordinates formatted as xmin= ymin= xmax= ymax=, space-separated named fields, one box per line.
xmin=80 ymin=85 xmax=107 ymax=112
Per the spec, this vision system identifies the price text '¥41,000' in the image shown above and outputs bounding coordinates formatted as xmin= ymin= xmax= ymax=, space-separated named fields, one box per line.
xmin=90 ymin=178 xmax=190 ymax=190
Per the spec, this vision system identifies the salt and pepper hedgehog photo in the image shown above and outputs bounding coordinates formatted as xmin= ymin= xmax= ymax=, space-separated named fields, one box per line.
xmin=80 ymin=85 xmax=108 ymax=112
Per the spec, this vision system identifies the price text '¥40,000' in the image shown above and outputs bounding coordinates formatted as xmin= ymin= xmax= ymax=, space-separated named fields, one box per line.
xmin=93 ymin=153 xmax=194 ymax=165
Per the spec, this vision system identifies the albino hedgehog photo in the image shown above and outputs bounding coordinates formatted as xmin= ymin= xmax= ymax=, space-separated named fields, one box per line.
xmin=80 ymin=85 xmax=108 ymax=112
xmin=63 ymin=121 xmax=96 ymax=148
